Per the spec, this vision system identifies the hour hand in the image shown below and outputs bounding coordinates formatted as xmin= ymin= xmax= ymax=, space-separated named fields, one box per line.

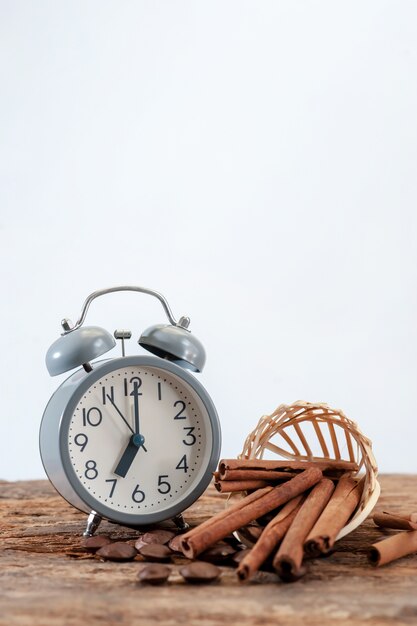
xmin=114 ymin=434 xmax=146 ymax=478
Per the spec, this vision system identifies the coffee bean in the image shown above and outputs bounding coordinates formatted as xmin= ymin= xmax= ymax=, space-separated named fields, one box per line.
xmin=232 ymin=549 xmax=250 ymax=565
xmin=238 ymin=524 xmax=263 ymax=543
xmin=221 ymin=533 xmax=243 ymax=547
xmin=137 ymin=564 xmax=171 ymax=585
xmin=200 ymin=543 xmax=236 ymax=564
xmin=96 ymin=542 xmax=137 ymax=561
xmin=141 ymin=529 xmax=176 ymax=545
xmin=134 ymin=538 xmax=148 ymax=551
xmin=167 ymin=534 xmax=184 ymax=554
xmin=81 ymin=535 xmax=112 ymax=553
xmin=179 ymin=561 xmax=220 ymax=584
xmin=138 ymin=543 xmax=172 ymax=562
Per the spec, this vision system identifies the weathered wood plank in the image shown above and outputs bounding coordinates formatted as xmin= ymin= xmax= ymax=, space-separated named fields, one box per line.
xmin=1 ymin=476 xmax=417 ymax=626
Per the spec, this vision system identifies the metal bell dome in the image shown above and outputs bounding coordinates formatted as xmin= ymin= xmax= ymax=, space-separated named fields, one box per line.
xmin=46 ymin=326 xmax=116 ymax=376
xmin=139 ymin=324 xmax=206 ymax=372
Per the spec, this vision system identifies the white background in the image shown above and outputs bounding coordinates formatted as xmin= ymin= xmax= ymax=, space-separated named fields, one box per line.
xmin=1 ymin=1 xmax=416 ymax=480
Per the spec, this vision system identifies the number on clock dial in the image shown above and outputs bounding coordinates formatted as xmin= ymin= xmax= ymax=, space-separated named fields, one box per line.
xmin=101 ymin=386 xmax=115 ymax=405
xmin=74 ymin=433 xmax=88 ymax=452
xmin=82 ymin=407 xmax=102 ymax=427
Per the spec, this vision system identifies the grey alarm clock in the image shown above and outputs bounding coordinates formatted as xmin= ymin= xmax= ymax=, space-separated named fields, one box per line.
xmin=40 ymin=286 xmax=221 ymax=536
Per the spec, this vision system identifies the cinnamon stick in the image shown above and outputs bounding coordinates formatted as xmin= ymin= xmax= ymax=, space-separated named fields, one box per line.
xmin=219 ymin=458 xmax=359 ymax=475
xmin=273 ymin=478 xmax=335 ymax=581
xmin=237 ymin=496 xmax=304 ymax=582
xmin=304 ymin=475 xmax=364 ymax=556
xmin=214 ymin=480 xmax=270 ymax=493
xmin=220 ymin=469 xmax=296 ymax=481
xmin=184 ymin=485 xmax=273 ymax=540
xmin=373 ymin=511 xmax=417 ymax=531
xmin=368 ymin=530 xmax=417 ymax=566
xmin=180 ymin=467 xmax=323 ymax=559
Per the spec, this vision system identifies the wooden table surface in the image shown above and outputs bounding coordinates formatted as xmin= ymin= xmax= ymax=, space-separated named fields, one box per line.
xmin=1 ymin=475 xmax=417 ymax=626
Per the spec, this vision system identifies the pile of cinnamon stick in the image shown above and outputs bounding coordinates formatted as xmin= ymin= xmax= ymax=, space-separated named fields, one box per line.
xmin=180 ymin=458 xmax=364 ymax=582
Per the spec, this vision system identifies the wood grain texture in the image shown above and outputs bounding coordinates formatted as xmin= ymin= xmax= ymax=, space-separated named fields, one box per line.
xmin=1 ymin=476 xmax=417 ymax=626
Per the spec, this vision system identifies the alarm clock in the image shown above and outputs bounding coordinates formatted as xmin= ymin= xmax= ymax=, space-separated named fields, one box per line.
xmin=40 ymin=286 xmax=221 ymax=536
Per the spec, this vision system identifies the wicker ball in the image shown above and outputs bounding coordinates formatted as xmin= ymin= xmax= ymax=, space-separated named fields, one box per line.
xmin=239 ymin=401 xmax=380 ymax=539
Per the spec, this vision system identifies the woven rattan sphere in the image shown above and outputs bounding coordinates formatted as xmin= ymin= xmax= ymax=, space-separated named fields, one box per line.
xmin=239 ymin=401 xmax=380 ymax=539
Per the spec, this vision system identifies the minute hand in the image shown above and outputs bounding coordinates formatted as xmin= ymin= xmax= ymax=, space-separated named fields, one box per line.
xmin=106 ymin=395 xmax=134 ymax=435
xmin=131 ymin=381 xmax=141 ymax=434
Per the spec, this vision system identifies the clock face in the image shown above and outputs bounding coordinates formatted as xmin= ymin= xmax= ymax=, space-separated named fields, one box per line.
xmin=64 ymin=363 xmax=215 ymax=521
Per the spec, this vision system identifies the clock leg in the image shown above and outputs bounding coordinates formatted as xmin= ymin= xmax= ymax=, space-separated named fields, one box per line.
xmin=172 ymin=513 xmax=190 ymax=532
xmin=83 ymin=510 xmax=103 ymax=537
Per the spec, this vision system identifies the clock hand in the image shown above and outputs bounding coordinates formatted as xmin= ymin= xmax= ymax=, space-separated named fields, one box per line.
xmin=106 ymin=394 xmax=134 ymax=435
xmin=107 ymin=390 xmax=147 ymax=477
xmin=114 ymin=433 xmax=147 ymax=478
xmin=130 ymin=380 xmax=141 ymax=434
xmin=105 ymin=383 xmax=147 ymax=478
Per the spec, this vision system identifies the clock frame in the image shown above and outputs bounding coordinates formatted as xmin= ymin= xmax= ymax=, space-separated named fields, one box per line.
xmin=41 ymin=285 xmax=221 ymax=536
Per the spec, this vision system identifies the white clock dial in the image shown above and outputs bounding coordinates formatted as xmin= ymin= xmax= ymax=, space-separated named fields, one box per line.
xmin=67 ymin=365 xmax=212 ymax=516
